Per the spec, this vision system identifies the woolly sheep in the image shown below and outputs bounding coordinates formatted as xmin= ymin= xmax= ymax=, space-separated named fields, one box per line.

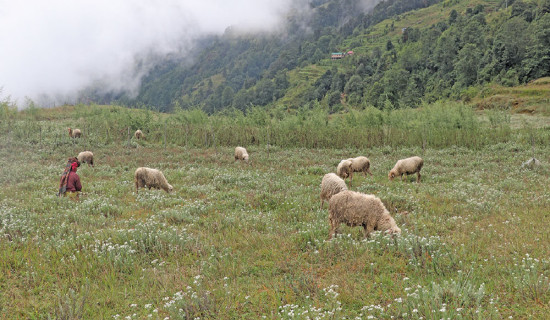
xmin=328 ymin=190 xmax=401 ymax=239
xmin=77 ymin=151 xmax=94 ymax=167
xmin=134 ymin=129 xmax=144 ymax=140
xmin=320 ymin=173 xmax=347 ymax=209
xmin=68 ymin=127 xmax=81 ymax=138
xmin=336 ymin=159 xmax=353 ymax=186
xmin=234 ymin=146 xmax=249 ymax=163
xmin=347 ymin=156 xmax=373 ymax=177
xmin=134 ymin=167 xmax=173 ymax=193
xmin=388 ymin=156 xmax=424 ymax=183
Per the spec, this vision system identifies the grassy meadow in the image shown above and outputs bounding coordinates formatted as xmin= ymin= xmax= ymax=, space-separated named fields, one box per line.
xmin=1 ymin=103 xmax=550 ymax=319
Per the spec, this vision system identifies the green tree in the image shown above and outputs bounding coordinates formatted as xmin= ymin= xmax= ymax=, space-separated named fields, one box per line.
xmin=449 ymin=9 xmax=458 ymax=24
xmin=344 ymin=75 xmax=363 ymax=95
xmin=523 ymin=14 xmax=550 ymax=79
xmin=491 ymin=17 xmax=529 ymax=74
xmin=455 ymin=43 xmax=481 ymax=87
xmin=327 ymin=91 xmax=342 ymax=113
xmin=221 ymin=86 xmax=235 ymax=108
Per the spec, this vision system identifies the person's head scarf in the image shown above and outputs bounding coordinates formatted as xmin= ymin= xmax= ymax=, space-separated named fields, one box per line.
xmin=58 ymin=157 xmax=80 ymax=196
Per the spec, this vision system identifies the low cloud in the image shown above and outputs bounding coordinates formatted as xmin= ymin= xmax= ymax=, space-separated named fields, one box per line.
xmin=0 ymin=0 xmax=300 ymax=107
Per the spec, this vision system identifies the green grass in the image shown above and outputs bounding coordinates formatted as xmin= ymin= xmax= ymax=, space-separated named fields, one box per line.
xmin=472 ymin=78 xmax=550 ymax=116
xmin=1 ymin=106 xmax=550 ymax=319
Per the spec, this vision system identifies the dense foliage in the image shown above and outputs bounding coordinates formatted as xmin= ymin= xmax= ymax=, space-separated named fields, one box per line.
xmin=83 ymin=0 xmax=550 ymax=114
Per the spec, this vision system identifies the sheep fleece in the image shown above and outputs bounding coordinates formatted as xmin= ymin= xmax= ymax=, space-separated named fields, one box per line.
xmin=234 ymin=147 xmax=249 ymax=161
xmin=328 ymin=190 xmax=400 ymax=238
xmin=320 ymin=173 xmax=347 ymax=208
xmin=347 ymin=156 xmax=372 ymax=175
xmin=77 ymin=151 xmax=94 ymax=166
xmin=134 ymin=130 xmax=144 ymax=139
xmin=336 ymin=159 xmax=353 ymax=179
xmin=134 ymin=167 xmax=173 ymax=193
xmin=389 ymin=156 xmax=423 ymax=181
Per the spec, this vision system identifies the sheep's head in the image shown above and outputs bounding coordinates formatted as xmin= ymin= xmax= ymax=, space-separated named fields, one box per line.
xmin=378 ymin=214 xmax=401 ymax=236
xmin=385 ymin=225 xmax=401 ymax=236
xmin=244 ymin=154 xmax=249 ymax=162
xmin=338 ymin=161 xmax=352 ymax=178
xmin=388 ymin=169 xmax=397 ymax=181
xmin=167 ymin=184 xmax=174 ymax=193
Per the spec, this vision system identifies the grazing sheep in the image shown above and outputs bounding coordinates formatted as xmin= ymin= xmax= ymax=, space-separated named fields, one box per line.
xmin=234 ymin=146 xmax=249 ymax=163
xmin=336 ymin=159 xmax=353 ymax=186
xmin=328 ymin=190 xmax=401 ymax=239
xmin=77 ymin=151 xmax=94 ymax=167
xmin=347 ymin=156 xmax=373 ymax=177
xmin=320 ymin=173 xmax=348 ymax=209
xmin=68 ymin=127 xmax=81 ymax=138
xmin=388 ymin=156 xmax=424 ymax=183
xmin=134 ymin=129 xmax=144 ymax=140
xmin=134 ymin=167 xmax=173 ymax=193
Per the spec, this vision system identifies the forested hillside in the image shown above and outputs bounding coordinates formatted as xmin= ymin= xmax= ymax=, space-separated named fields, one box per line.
xmin=93 ymin=0 xmax=550 ymax=113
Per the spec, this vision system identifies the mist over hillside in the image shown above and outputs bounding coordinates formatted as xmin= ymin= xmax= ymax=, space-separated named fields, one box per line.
xmin=3 ymin=0 xmax=548 ymax=113
xmin=0 ymin=0 xmax=386 ymax=108
xmin=0 ymin=0 xmax=309 ymax=107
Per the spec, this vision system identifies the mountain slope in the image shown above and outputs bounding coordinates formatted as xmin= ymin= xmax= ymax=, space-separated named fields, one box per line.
xmin=96 ymin=0 xmax=550 ymax=113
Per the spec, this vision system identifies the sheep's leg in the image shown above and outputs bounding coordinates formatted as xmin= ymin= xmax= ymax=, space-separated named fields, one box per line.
xmin=328 ymin=224 xmax=336 ymax=239
xmin=401 ymin=174 xmax=405 ymax=182
xmin=417 ymin=172 xmax=421 ymax=183
xmin=363 ymin=224 xmax=375 ymax=238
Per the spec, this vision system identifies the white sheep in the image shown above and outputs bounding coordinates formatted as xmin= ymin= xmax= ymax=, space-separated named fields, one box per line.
xmin=68 ymin=127 xmax=81 ymax=138
xmin=134 ymin=129 xmax=144 ymax=140
xmin=347 ymin=156 xmax=373 ymax=177
xmin=234 ymin=146 xmax=249 ymax=163
xmin=134 ymin=167 xmax=173 ymax=193
xmin=388 ymin=156 xmax=424 ymax=183
xmin=328 ymin=190 xmax=401 ymax=239
xmin=336 ymin=159 xmax=353 ymax=186
xmin=77 ymin=151 xmax=94 ymax=167
xmin=320 ymin=173 xmax=348 ymax=209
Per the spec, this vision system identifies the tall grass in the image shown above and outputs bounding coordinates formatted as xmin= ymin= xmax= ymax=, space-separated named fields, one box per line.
xmin=1 ymin=102 xmax=540 ymax=151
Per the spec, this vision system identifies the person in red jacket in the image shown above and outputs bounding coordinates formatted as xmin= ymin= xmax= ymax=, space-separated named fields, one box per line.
xmin=66 ymin=161 xmax=82 ymax=192
xmin=58 ymin=158 xmax=82 ymax=196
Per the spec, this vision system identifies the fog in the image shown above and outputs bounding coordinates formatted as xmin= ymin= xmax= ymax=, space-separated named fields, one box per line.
xmin=0 ymin=0 xmax=381 ymax=108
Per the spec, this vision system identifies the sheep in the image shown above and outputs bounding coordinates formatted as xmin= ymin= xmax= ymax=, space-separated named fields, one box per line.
xmin=328 ymin=190 xmax=401 ymax=239
xmin=336 ymin=159 xmax=353 ymax=186
xmin=347 ymin=156 xmax=373 ymax=177
xmin=68 ymin=127 xmax=81 ymax=138
xmin=234 ymin=146 xmax=249 ymax=163
xmin=320 ymin=173 xmax=348 ymax=209
xmin=134 ymin=129 xmax=144 ymax=140
xmin=388 ymin=156 xmax=424 ymax=183
xmin=134 ymin=167 xmax=173 ymax=193
xmin=77 ymin=151 xmax=94 ymax=167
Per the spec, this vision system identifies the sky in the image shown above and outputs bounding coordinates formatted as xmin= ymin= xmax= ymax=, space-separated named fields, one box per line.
xmin=0 ymin=0 xmax=380 ymax=108
xmin=0 ymin=0 xmax=301 ymax=107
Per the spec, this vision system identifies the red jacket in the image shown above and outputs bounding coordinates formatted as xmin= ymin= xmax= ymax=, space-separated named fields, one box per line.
xmin=61 ymin=171 xmax=82 ymax=192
